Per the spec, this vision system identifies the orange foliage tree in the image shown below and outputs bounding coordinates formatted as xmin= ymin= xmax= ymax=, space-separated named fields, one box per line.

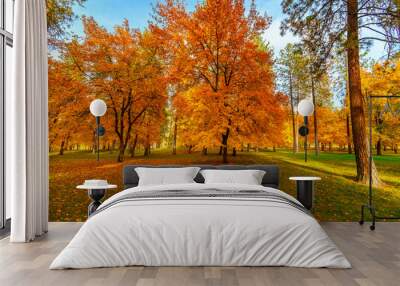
xmin=48 ymin=57 xmax=91 ymax=154
xmin=65 ymin=18 xmax=168 ymax=161
xmin=361 ymin=58 xmax=400 ymax=154
xmin=153 ymin=0 xmax=286 ymax=162
xmin=133 ymin=102 xmax=166 ymax=157
xmin=310 ymin=107 xmax=347 ymax=151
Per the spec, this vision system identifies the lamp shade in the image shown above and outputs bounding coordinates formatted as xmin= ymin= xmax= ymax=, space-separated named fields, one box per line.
xmin=90 ymin=99 xmax=107 ymax=117
xmin=298 ymin=99 xmax=314 ymax=116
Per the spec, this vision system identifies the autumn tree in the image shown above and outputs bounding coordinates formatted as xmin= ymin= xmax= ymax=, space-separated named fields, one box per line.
xmin=47 ymin=0 xmax=86 ymax=45
xmin=361 ymin=56 xmax=400 ymax=155
xmin=277 ymin=43 xmax=332 ymax=154
xmin=302 ymin=33 xmax=331 ymax=156
xmin=382 ymin=109 xmax=400 ymax=154
xmin=48 ymin=57 xmax=91 ymax=154
xmin=66 ymin=18 xmax=168 ymax=162
xmin=330 ymin=49 xmax=354 ymax=154
xmin=161 ymin=85 xmax=181 ymax=155
xmin=153 ymin=0 xmax=285 ymax=162
xmin=133 ymin=107 xmax=165 ymax=156
xmin=309 ymin=107 xmax=347 ymax=152
xmin=276 ymin=44 xmax=305 ymax=153
xmin=281 ymin=0 xmax=400 ymax=184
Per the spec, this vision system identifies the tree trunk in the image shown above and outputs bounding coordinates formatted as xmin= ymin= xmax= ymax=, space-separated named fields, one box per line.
xmin=59 ymin=140 xmax=65 ymax=155
xmin=346 ymin=113 xmax=352 ymax=154
xmin=117 ymin=141 xmax=126 ymax=162
xmin=289 ymin=73 xmax=298 ymax=153
xmin=49 ymin=135 xmax=57 ymax=153
xmin=328 ymin=142 xmax=332 ymax=152
xmin=202 ymin=147 xmax=208 ymax=155
xmin=232 ymin=147 xmax=236 ymax=156
xmin=295 ymin=86 xmax=300 ymax=152
xmin=394 ymin=144 xmax=398 ymax=154
xmin=321 ymin=143 xmax=325 ymax=152
xmin=247 ymin=143 xmax=250 ymax=152
xmin=144 ymin=134 xmax=150 ymax=157
xmin=347 ymin=0 xmax=379 ymax=184
xmin=172 ymin=116 xmax=177 ymax=155
xmin=130 ymin=134 xmax=138 ymax=158
xmin=222 ymin=128 xmax=230 ymax=163
xmin=311 ymin=77 xmax=319 ymax=156
xmin=187 ymin=145 xmax=193 ymax=154
xmin=144 ymin=146 xmax=150 ymax=156
xmin=219 ymin=146 xmax=223 ymax=155
xmin=376 ymin=139 xmax=382 ymax=156
xmin=92 ymin=131 xmax=96 ymax=154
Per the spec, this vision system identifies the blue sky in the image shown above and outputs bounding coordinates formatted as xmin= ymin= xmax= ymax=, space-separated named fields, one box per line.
xmin=70 ymin=0 xmax=385 ymax=59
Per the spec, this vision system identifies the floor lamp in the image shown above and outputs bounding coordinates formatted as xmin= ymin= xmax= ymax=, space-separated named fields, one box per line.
xmin=298 ymin=99 xmax=315 ymax=162
xmin=90 ymin=99 xmax=107 ymax=161
xmin=359 ymin=93 xmax=400 ymax=230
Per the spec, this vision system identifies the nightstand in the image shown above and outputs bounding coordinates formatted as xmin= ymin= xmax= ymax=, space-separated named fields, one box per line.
xmin=289 ymin=177 xmax=321 ymax=210
xmin=77 ymin=181 xmax=117 ymax=216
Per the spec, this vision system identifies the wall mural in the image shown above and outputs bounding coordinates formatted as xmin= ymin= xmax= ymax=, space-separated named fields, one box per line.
xmin=48 ymin=0 xmax=400 ymax=222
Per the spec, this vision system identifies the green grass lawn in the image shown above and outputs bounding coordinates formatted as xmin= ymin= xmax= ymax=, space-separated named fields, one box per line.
xmin=49 ymin=149 xmax=400 ymax=222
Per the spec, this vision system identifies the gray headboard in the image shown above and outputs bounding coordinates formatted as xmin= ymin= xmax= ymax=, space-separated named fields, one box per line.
xmin=123 ymin=165 xmax=279 ymax=189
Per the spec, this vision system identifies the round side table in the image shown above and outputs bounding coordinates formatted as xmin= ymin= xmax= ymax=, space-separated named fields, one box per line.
xmin=77 ymin=184 xmax=117 ymax=216
xmin=289 ymin=177 xmax=321 ymax=210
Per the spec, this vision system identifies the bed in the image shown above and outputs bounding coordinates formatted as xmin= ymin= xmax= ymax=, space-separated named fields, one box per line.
xmin=50 ymin=165 xmax=351 ymax=269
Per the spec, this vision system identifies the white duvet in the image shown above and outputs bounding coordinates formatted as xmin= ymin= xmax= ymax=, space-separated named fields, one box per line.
xmin=50 ymin=183 xmax=351 ymax=269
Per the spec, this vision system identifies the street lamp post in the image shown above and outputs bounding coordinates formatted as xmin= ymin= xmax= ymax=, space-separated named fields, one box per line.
xmin=298 ymin=99 xmax=315 ymax=162
xmin=89 ymin=99 xmax=107 ymax=161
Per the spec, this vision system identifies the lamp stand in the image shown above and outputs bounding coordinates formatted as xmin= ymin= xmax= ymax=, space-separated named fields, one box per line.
xmin=96 ymin=116 xmax=100 ymax=161
xmin=304 ymin=116 xmax=308 ymax=162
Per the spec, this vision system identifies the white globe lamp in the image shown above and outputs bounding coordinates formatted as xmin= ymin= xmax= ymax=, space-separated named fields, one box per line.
xmin=298 ymin=99 xmax=314 ymax=162
xmin=90 ymin=99 xmax=107 ymax=117
xmin=298 ymin=99 xmax=314 ymax=116
xmin=90 ymin=99 xmax=107 ymax=161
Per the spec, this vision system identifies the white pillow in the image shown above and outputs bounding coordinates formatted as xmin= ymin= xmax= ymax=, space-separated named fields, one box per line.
xmin=200 ymin=169 xmax=266 ymax=185
xmin=135 ymin=167 xmax=201 ymax=186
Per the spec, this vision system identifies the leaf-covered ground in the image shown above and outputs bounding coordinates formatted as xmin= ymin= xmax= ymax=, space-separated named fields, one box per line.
xmin=49 ymin=149 xmax=400 ymax=222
